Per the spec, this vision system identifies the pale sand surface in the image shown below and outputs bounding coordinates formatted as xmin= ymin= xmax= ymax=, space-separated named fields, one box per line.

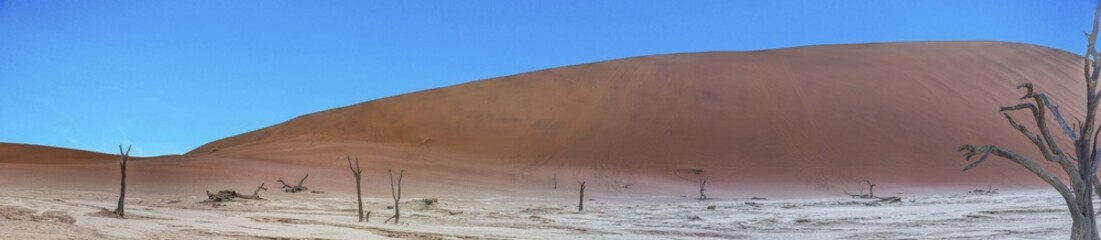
xmin=0 ymin=188 xmax=1078 ymax=239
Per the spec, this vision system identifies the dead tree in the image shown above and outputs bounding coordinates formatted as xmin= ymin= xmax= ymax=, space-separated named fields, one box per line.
xmin=206 ymin=183 xmax=267 ymax=202
xmin=959 ymin=5 xmax=1101 ymax=239
xmin=554 ymin=174 xmax=558 ymax=189
xmin=578 ymin=181 xmax=586 ymax=211
xmin=860 ymin=180 xmax=876 ymax=199
xmin=384 ymin=169 xmax=404 ymax=224
xmin=347 ymin=156 xmax=366 ymax=222
xmin=698 ymin=177 xmax=709 ymax=200
xmin=277 ymin=173 xmax=309 ymax=193
xmin=114 ymin=145 xmax=131 ymax=218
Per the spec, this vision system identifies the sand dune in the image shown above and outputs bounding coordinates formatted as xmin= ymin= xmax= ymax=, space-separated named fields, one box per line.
xmin=0 ymin=143 xmax=121 ymax=165
xmin=0 ymin=41 xmax=1091 ymax=239
xmin=186 ymin=41 xmax=1085 ymax=196
xmin=0 ymin=41 xmax=1089 ymax=198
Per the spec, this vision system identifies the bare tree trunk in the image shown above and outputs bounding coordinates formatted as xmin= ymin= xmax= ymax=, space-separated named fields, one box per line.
xmin=578 ymin=181 xmax=586 ymax=212
xmin=959 ymin=4 xmax=1101 ymax=239
xmin=554 ymin=174 xmax=558 ymax=190
xmin=698 ymin=177 xmax=708 ymax=200
xmin=114 ymin=145 xmax=131 ymax=218
xmin=384 ymin=169 xmax=404 ymax=224
xmin=347 ymin=156 xmax=365 ymax=222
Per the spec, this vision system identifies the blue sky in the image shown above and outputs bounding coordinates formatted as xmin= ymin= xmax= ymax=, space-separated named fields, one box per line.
xmin=0 ymin=1 xmax=1095 ymax=156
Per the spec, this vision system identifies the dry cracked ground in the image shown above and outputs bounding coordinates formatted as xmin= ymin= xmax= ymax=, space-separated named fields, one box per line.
xmin=0 ymin=189 xmax=1078 ymax=239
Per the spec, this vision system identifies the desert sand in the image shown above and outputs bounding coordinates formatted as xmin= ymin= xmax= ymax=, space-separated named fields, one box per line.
xmin=0 ymin=188 xmax=1078 ymax=239
xmin=0 ymin=41 xmax=1091 ymax=239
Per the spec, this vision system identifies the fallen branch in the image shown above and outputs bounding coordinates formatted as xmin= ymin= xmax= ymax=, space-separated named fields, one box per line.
xmin=277 ymin=173 xmax=309 ymax=193
xmin=206 ymin=183 xmax=268 ymax=202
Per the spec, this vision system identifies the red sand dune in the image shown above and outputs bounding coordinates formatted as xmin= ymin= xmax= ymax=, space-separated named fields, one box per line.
xmin=0 ymin=143 xmax=119 ymax=165
xmin=0 ymin=42 xmax=1089 ymax=197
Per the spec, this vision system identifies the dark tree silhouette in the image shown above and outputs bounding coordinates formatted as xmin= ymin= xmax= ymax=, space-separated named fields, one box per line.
xmin=347 ymin=156 xmax=367 ymax=222
xmin=384 ymin=169 xmax=404 ymax=224
xmin=578 ymin=181 xmax=586 ymax=212
xmin=959 ymin=5 xmax=1101 ymax=239
xmin=114 ymin=145 xmax=131 ymax=218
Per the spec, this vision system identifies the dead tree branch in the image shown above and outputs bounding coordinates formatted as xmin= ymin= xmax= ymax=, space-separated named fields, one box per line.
xmin=206 ymin=183 xmax=267 ymax=202
xmin=277 ymin=173 xmax=309 ymax=193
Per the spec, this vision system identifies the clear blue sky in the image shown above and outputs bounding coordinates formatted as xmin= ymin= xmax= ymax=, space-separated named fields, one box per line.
xmin=0 ymin=1 xmax=1095 ymax=156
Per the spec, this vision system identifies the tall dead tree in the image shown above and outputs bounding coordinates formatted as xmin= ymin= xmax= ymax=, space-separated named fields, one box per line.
xmin=578 ymin=181 xmax=586 ymax=211
xmin=959 ymin=5 xmax=1101 ymax=239
xmin=554 ymin=174 xmax=558 ymax=190
xmin=347 ymin=156 xmax=367 ymax=222
xmin=698 ymin=177 xmax=708 ymax=200
xmin=384 ymin=169 xmax=404 ymax=224
xmin=277 ymin=173 xmax=309 ymax=193
xmin=114 ymin=145 xmax=131 ymax=218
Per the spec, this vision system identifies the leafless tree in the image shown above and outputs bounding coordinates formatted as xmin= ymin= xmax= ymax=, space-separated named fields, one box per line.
xmin=860 ymin=180 xmax=876 ymax=199
xmin=554 ymin=174 xmax=558 ymax=190
xmin=114 ymin=145 xmax=131 ymax=218
xmin=698 ymin=177 xmax=709 ymax=200
xmin=277 ymin=173 xmax=309 ymax=193
xmin=958 ymin=5 xmax=1101 ymax=239
xmin=347 ymin=156 xmax=367 ymax=222
xmin=384 ymin=169 xmax=404 ymax=224
xmin=578 ymin=181 xmax=586 ymax=212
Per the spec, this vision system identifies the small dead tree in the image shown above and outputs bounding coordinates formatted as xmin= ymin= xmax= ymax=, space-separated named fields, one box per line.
xmin=578 ymin=181 xmax=586 ymax=211
xmin=384 ymin=169 xmax=404 ymax=224
xmin=277 ymin=173 xmax=309 ymax=193
xmin=959 ymin=5 xmax=1101 ymax=239
xmin=860 ymin=180 xmax=876 ymax=199
xmin=114 ymin=145 xmax=131 ymax=218
xmin=347 ymin=156 xmax=367 ymax=222
xmin=554 ymin=174 xmax=558 ymax=190
xmin=698 ymin=177 xmax=709 ymax=200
